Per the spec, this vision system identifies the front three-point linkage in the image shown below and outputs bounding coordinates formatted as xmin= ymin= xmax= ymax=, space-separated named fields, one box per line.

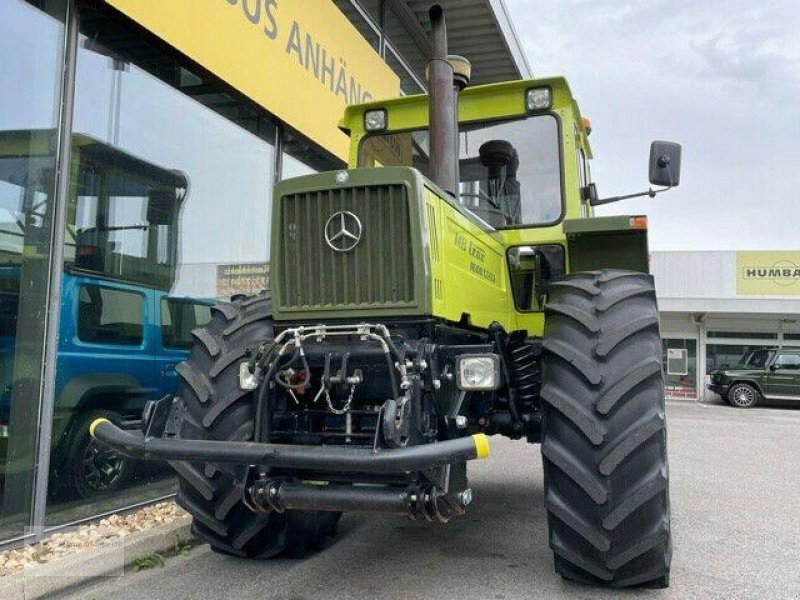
xmin=314 ymin=352 xmax=363 ymax=415
xmin=242 ymin=324 xmax=407 ymax=440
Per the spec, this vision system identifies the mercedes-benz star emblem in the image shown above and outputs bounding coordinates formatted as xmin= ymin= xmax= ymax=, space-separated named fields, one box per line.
xmin=324 ymin=211 xmax=363 ymax=252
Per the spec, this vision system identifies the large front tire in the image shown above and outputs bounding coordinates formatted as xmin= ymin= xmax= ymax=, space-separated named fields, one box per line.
xmin=171 ymin=293 xmax=339 ymax=558
xmin=540 ymin=270 xmax=671 ymax=588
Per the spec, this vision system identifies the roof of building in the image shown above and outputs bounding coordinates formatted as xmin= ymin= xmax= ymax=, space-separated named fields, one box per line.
xmin=651 ymin=251 xmax=800 ymax=316
xmin=395 ymin=0 xmax=532 ymax=85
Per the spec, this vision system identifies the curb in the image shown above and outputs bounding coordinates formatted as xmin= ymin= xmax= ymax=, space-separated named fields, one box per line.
xmin=0 ymin=517 xmax=193 ymax=599
xmin=665 ymin=396 xmax=702 ymax=404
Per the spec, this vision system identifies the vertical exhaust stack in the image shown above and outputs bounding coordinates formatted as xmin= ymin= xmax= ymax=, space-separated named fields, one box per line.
xmin=427 ymin=5 xmax=470 ymax=198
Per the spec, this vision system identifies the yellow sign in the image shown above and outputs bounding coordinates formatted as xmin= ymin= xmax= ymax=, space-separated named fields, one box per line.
xmin=736 ymin=251 xmax=800 ymax=296
xmin=104 ymin=0 xmax=399 ymax=159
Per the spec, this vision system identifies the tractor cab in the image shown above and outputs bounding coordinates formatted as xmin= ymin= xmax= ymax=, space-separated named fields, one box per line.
xmin=0 ymin=130 xmax=188 ymax=290
xmin=349 ymin=78 xmax=583 ymax=232
xmin=341 ymin=75 xmax=681 ymax=332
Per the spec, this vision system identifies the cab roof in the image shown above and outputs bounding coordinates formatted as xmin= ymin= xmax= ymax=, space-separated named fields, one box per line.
xmin=341 ymin=76 xmax=593 ymax=158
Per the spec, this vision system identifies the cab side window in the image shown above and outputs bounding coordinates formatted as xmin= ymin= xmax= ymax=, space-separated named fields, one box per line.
xmin=774 ymin=353 xmax=800 ymax=370
xmin=507 ymin=244 xmax=566 ymax=311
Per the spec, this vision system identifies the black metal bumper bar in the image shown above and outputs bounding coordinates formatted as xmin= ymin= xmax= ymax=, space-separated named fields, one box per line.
xmin=89 ymin=418 xmax=490 ymax=474
xmin=271 ymin=481 xmax=410 ymax=514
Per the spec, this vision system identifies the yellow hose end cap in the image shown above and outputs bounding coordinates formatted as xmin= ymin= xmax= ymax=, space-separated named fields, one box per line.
xmin=472 ymin=433 xmax=490 ymax=459
xmin=89 ymin=417 xmax=111 ymax=438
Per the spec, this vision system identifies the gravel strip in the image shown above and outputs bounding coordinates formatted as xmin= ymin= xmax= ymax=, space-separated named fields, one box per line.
xmin=0 ymin=501 xmax=189 ymax=577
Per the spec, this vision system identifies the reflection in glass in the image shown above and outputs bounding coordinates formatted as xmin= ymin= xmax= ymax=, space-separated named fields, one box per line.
xmin=161 ymin=298 xmax=212 ymax=350
xmin=45 ymin=11 xmax=278 ymax=526
xmin=662 ymin=339 xmax=697 ymax=399
xmin=706 ymin=343 xmax=772 ymax=372
xmin=0 ymin=0 xmax=67 ymax=543
xmin=65 ymin=136 xmax=188 ymax=289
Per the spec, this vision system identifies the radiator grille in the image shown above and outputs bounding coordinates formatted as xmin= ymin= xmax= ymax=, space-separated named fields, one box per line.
xmin=277 ymin=184 xmax=415 ymax=311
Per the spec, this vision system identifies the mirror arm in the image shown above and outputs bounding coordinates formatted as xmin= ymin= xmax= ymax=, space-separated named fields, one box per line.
xmin=589 ymin=185 xmax=671 ymax=207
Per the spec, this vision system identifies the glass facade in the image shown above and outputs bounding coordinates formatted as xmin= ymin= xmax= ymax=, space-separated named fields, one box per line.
xmin=337 ymin=0 xmax=427 ymax=94
xmin=662 ymin=338 xmax=698 ymax=400
xmin=44 ymin=7 xmax=286 ymax=526
xmin=0 ymin=0 xmax=358 ymax=546
xmin=0 ymin=0 xmax=511 ymax=548
xmin=0 ymin=0 xmax=68 ymax=544
xmin=706 ymin=343 xmax=772 ymax=372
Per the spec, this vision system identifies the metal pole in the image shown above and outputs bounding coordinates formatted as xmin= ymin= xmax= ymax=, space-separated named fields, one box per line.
xmin=274 ymin=121 xmax=284 ymax=183
xmin=31 ymin=0 xmax=79 ymax=541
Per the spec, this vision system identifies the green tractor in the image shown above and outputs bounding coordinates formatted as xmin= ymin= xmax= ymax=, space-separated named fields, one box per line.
xmin=91 ymin=5 xmax=679 ymax=588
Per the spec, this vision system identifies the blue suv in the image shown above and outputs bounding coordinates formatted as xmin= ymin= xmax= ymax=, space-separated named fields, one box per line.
xmin=0 ymin=269 xmax=212 ymax=496
xmin=0 ymin=130 xmax=209 ymax=497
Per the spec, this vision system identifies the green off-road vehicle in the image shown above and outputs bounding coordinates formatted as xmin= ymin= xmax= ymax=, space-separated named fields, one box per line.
xmin=91 ymin=6 xmax=681 ymax=588
xmin=709 ymin=348 xmax=800 ymax=408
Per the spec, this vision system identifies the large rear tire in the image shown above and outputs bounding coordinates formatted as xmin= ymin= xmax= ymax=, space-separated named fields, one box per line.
xmin=540 ymin=270 xmax=671 ymax=588
xmin=171 ymin=293 xmax=340 ymax=558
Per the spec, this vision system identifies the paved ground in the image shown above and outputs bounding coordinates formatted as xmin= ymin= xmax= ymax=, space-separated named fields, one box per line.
xmin=53 ymin=400 xmax=800 ymax=600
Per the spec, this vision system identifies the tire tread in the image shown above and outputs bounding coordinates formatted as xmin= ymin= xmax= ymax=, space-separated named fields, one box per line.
xmin=541 ymin=270 xmax=671 ymax=588
xmin=171 ymin=292 xmax=338 ymax=559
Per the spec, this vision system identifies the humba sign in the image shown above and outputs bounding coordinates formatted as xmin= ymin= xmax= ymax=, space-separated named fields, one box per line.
xmin=736 ymin=251 xmax=800 ymax=296
xmin=103 ymin=0 xmax=399 ymax=158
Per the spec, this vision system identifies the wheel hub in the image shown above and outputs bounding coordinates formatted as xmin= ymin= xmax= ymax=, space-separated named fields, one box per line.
xmin=733 ymin=387 xmax=755 ymax=406
xmin=82 ymin=439 xmax=125 ymax=490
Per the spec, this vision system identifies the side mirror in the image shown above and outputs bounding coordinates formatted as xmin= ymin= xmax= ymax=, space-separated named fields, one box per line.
xmin=589 ymin=142 xmax=682 ymax=207
xmin=769 ymin=363 xmax=780 ymax=371
xmin=649 ymin=141 xmax=682 ymax=187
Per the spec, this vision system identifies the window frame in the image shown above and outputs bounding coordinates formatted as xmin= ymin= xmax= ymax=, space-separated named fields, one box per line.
xmin=75 ymin=283 xmax=146 ymax=347
xmin=773 ymin=352 xmax=800 ymax=370
xmin=160 ymin=297 xmax=213 ymax=350
xmin=357 ymin=112 xmax=566 ymax=229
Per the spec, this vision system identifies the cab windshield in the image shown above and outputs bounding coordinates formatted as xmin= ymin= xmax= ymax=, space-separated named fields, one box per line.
xmin=359 ymin=115 xmax=563 ymax=228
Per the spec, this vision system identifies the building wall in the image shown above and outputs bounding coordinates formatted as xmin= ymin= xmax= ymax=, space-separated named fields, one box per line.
xmin=653 ymin=251 xmax=800 ymax=311
xmin=652 ymin=251 xmax=734 ymax=298
xmin=652 ymin=251 xmax=800 ymax=401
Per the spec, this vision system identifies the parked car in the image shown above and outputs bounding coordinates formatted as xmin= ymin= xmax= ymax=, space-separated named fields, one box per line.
xmin=0 ymin=131 xmax=212 ymax=497
xmin=708 ymin=348 xmax=800 ymax=408
xmin=0 ymin=269 xmax=212 ymax=496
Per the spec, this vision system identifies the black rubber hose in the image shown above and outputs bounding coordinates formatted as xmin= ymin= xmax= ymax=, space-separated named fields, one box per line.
xmin=89 ymin=418 xmax=490 ymax=474
xmin=253 ymin=347 xmax=297 ymax=442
